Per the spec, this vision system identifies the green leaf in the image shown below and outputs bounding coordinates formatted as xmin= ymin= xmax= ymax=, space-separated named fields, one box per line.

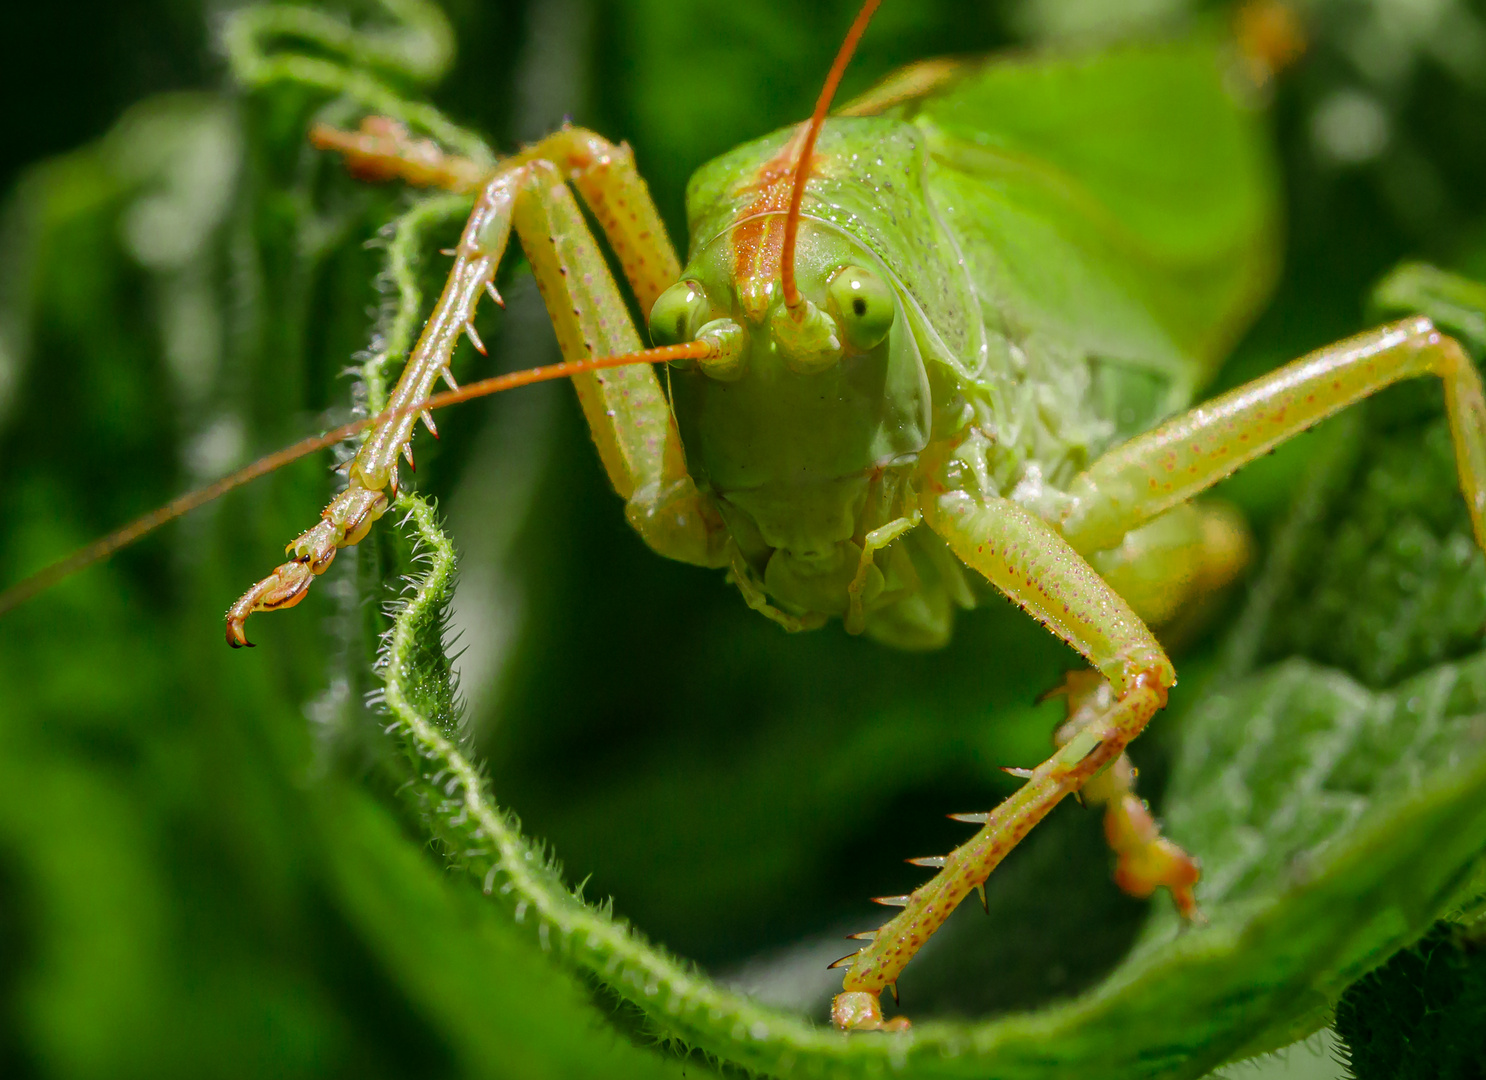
xmin=1334 ymin=921 xmax=1486 ymax=1078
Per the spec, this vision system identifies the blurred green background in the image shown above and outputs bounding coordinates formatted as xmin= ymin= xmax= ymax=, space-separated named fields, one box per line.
xmin=2 ymin=0 xmax=1486 ymax=1077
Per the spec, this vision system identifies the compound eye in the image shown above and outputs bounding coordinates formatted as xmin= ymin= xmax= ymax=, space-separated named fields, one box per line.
xmin=649 ymin=280 xmax=712 ymax=350
xmin=827 ymin=265 xmax=895 ymax=352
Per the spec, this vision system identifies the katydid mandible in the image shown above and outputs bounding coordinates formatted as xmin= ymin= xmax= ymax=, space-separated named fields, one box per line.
xmin=9 ymin=2 xmax=1486 ymax=1033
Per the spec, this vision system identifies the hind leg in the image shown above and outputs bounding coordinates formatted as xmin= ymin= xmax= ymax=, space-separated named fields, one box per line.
xmin=1057 ymin=319 xmax=1486 ymax=558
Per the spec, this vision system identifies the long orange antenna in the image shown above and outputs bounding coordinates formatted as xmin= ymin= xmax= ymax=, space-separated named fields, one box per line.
xmin=781 ymin=0 xmax=883 ymax=310
xmin=0 ymin=340 xmax=712 ymax=618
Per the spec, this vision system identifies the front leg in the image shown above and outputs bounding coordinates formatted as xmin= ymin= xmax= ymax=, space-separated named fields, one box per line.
xmin=831 ymin=491 xmax=1176 ymax=1031
xmin=227 ymin=126 xmax=726 ymax=645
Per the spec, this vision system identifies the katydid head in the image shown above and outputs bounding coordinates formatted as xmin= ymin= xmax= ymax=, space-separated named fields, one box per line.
xmin=651 ymin=218 xmax=931 ymax=614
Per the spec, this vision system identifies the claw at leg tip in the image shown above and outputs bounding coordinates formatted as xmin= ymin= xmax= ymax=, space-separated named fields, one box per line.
xmin=226 ymin=620 xmax=252 ymax=649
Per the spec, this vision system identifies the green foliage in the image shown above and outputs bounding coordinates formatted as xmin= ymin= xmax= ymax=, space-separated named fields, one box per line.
xmin=1335 ymin=922 xmax=1486 ymax=1079
xmin=3 ymin=0 xmax=1486 ymax=1078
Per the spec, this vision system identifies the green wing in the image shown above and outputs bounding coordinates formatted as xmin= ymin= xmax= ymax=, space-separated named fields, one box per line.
xmin=912 ymin=39 xmax=1281 ymax=402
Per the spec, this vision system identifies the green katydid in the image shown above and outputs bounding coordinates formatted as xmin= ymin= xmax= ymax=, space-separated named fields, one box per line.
xmin=6 ymin=0 xmax=1486 ymax=1036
